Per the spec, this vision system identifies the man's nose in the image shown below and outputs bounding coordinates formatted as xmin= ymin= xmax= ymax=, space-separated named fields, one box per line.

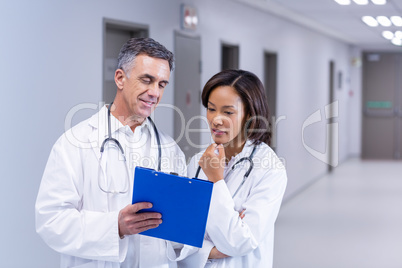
xmin=147 ymin=83 xmax=160 ymax=98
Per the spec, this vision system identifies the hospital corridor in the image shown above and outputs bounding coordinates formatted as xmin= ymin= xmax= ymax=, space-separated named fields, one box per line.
xmin=2 ymin=0 xmax=402 ymax=267
xmin=274 ymin=159 xmax=402 ymax=268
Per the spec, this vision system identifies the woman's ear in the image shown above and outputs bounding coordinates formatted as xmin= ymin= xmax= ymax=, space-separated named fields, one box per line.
xmin=114 ymin=69 xmax=125 ymax=90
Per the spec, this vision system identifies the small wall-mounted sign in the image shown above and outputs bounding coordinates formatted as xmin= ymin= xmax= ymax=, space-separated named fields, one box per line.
xmin=181 ymin=4 xmax=198 ymax=31
xmin=366 ymin=101 xmax=392 ymax=109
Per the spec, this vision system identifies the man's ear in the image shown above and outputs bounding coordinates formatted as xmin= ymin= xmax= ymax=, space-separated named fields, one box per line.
xmin=114 ymin=69 xmax=125 ymax=90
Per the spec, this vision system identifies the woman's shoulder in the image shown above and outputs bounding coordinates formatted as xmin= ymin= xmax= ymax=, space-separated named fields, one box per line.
xmin=253 ymin=142 xmax=286 ymax=171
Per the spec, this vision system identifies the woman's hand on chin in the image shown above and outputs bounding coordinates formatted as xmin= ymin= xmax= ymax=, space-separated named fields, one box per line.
xmin=198 ymin=143 xmax=225 ymax=183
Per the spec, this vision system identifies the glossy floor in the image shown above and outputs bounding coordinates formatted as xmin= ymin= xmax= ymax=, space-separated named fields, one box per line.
xmin=274 ymin=159 xmax=402 ymax=268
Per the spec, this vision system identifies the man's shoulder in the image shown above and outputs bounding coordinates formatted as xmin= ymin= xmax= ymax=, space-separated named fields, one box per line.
xmin=57 ymin=110 xmax=102 ymax=150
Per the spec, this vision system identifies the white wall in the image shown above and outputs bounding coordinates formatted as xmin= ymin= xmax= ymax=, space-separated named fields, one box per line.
xmin=0 ymin=0 xmax=361 ymax=266
xmin=0 ymin=1 xmax=182 ymax=267
xmin=188 ymin=0 xmax=359 ymax=199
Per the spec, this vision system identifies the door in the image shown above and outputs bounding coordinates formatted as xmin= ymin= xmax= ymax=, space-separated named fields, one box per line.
xmin=328 ymin=61 xmax=336 ymax=171
xmin=103 ymin=19 xmax=148 ymax=104
xmin=221 ymin=43 xmax=239 ymax=70
xmin=264 ymin=52 xmax=277 ymax=150
xmin=362 ymin=53 xmax=402 ymax=159
xmin=174 ymin=32 xmax=202 ymax=160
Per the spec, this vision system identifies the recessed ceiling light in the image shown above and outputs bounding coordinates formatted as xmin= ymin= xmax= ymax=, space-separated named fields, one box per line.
xmin=390 ymin=16 xmax=402 ymax=27
xmin=391 ymin=38 xmax=402 ymax=46
xmin=371 ymin=0 xmax=387 ymax=5
xmin=334 ymin=0 xmax=351 ymax=5
xmin=353 ymin=0 xmax=369 ymax=4
xmin=377 ymin=16 xmax=392 ymax=27
xmin=362 ymin=16 xmax=379 ymax=27
xmin=395 ymin=31 xmax=402 ymax=39
xmin=382 ymin=31 xmax=394 ymax=40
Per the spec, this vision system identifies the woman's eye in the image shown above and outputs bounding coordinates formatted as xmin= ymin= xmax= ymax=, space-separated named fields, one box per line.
xmin=224 ymin=111 xmax=234 ymax=115
xmin=207 ymin=108 xmax=215 ymax=112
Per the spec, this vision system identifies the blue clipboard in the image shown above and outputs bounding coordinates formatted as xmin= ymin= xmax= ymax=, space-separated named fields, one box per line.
xmin=132 ymin=167 xmax=213 ymax=248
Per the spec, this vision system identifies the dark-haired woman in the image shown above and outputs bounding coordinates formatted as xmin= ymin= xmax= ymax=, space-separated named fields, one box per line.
xmin=179 ymin=69 xmax=287 ymax=268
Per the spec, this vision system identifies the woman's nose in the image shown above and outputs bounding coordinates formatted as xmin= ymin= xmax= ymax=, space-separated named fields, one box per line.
xmin=212 ymin=116 xmax=224 ymax=126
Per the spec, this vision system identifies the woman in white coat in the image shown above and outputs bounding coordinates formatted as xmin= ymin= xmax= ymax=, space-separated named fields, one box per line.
xmin=178 ymin=69 xmax=287 ymax=268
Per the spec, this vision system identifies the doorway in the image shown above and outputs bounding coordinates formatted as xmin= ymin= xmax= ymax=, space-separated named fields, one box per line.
xmin=221 ymin=43 xmax=239 ymax=70
xmin=102 ymin=18 xmax=148 ymax=104
xmin=328 ymin=61 xmax=335 ymax=172
xmin=362 ymin=52 xmax=402 ymax=159
xmin=264 ymin=52 xmax=277 ymax=150
xmin=173 ymin=31 xmax=202 ymax=160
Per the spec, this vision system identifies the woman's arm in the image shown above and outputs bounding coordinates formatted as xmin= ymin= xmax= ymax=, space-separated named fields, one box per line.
xmin=206 ymin=167 xmax=287 ymax=257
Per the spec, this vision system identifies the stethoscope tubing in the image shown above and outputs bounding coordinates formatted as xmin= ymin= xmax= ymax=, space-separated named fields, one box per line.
xmin=195 ymin=145 xmax=257 ymax=198
xmin=100 ymin=102 xmax=162 ymax=171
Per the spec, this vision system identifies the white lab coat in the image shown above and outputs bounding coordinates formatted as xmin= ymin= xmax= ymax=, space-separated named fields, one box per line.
xmin=35 ymin=105 xmax=186 ymax=268
xmin=177 ymin=140 xmax=287 ymax=268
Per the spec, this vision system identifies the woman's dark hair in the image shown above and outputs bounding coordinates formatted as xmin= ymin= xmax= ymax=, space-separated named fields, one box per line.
xmin=201 ymin=69 xmax=271 ymax=146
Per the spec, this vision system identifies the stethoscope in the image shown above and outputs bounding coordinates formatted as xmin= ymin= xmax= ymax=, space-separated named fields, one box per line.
xmin=194 ymin=145 xmax=257 ymax=198
xmin=98 ymin=102 xmax=162 ymax=194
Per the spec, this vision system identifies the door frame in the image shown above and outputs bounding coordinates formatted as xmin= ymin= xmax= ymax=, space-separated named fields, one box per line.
xmin=102 ymin=18 xmax=149 ymax=102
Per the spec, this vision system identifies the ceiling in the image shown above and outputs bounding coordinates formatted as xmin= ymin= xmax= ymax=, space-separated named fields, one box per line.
xmin=234 ymin=0 xmax=402 ymax=51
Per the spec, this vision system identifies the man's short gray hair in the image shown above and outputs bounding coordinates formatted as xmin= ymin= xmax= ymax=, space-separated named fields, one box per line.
xmin=117 ymin=37 xmax=174 ymax=75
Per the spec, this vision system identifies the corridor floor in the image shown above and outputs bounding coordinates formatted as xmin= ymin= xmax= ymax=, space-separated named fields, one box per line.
xmin=273 ymin=159 xmax=402 ymax=268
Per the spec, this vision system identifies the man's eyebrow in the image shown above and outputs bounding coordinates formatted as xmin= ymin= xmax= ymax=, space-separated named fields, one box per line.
xmin=160 ymin=80 xmax=169 ymax=85
xmin=140 ymin=74 xmax=155 ymax=80
xmin=140 ymin=74 xmax=169 ymax=85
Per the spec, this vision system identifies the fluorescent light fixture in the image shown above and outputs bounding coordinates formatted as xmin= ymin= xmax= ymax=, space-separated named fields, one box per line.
xmin=390 ymin=16 xmax=402 ymax=26
xmin=334 ymin=0 xmax=351 ymax=5
xmin=362 ymin=16 xmax=379 ymax=27
xmin=377 ymin=16 xmax=392 ymax=27
xmin=391 ymin=38 xmax=402 ymax=46
xmin=371 ymin=0 xmax=386 ymax=5
xmin=382 ymin=31 xmax=394 ymax=40
xmin=353 ymin=0 xmax=368 ymax=4
xmin=395 ymin=31 xmax=402 ymax=39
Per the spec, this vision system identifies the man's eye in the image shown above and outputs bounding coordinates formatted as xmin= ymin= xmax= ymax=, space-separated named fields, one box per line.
xmin=142 ymin=78 xmax=151 ymax=84
xmin=159 ymin=83 xmax=167 ymax=89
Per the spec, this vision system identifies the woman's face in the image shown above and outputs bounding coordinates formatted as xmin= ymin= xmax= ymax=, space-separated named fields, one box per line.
xmin=206 ymin=86 xmax=247 ymax=146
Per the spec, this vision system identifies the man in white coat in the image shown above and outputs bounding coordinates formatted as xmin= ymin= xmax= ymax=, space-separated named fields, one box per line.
xmin=35 ymin=37 xmax=186 ymax=268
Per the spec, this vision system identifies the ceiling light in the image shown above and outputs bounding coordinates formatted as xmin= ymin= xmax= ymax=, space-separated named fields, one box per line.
xmin=377 ymin=16 xmax=392 ymax=27
xmin=334 ymin=0 xmax=351 ymax=5
xmin=390 ymin=16 xmax=402 ymax=27
xmin=382 ymin=31 xmax=394 ymax=40
xmin=362 ymin=16 xmax=379 ymax=27
xmin=391 ymin=38 xmax=402 ymax=46
xmin=371 ymin=0 xmax=387 ymax=5
xmin=395 ymin=31 xmax=402 ymax=39
xmin=353 ymin=0 xmax=369 ymax=4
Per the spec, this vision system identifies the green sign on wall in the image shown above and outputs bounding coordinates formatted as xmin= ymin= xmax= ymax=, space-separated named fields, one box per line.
xmin=366 ymin=101 xmax=392 ymax=109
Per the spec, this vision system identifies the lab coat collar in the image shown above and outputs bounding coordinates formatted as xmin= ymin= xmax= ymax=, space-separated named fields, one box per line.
xmin=87 ymin=105 xmax=153 ymax=158
xmin=88 ymin=105 xmax=151 ymax=136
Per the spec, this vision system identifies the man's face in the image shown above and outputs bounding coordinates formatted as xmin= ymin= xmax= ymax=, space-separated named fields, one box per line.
xmin=118 ymin=54 xmax=170 ymax=121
